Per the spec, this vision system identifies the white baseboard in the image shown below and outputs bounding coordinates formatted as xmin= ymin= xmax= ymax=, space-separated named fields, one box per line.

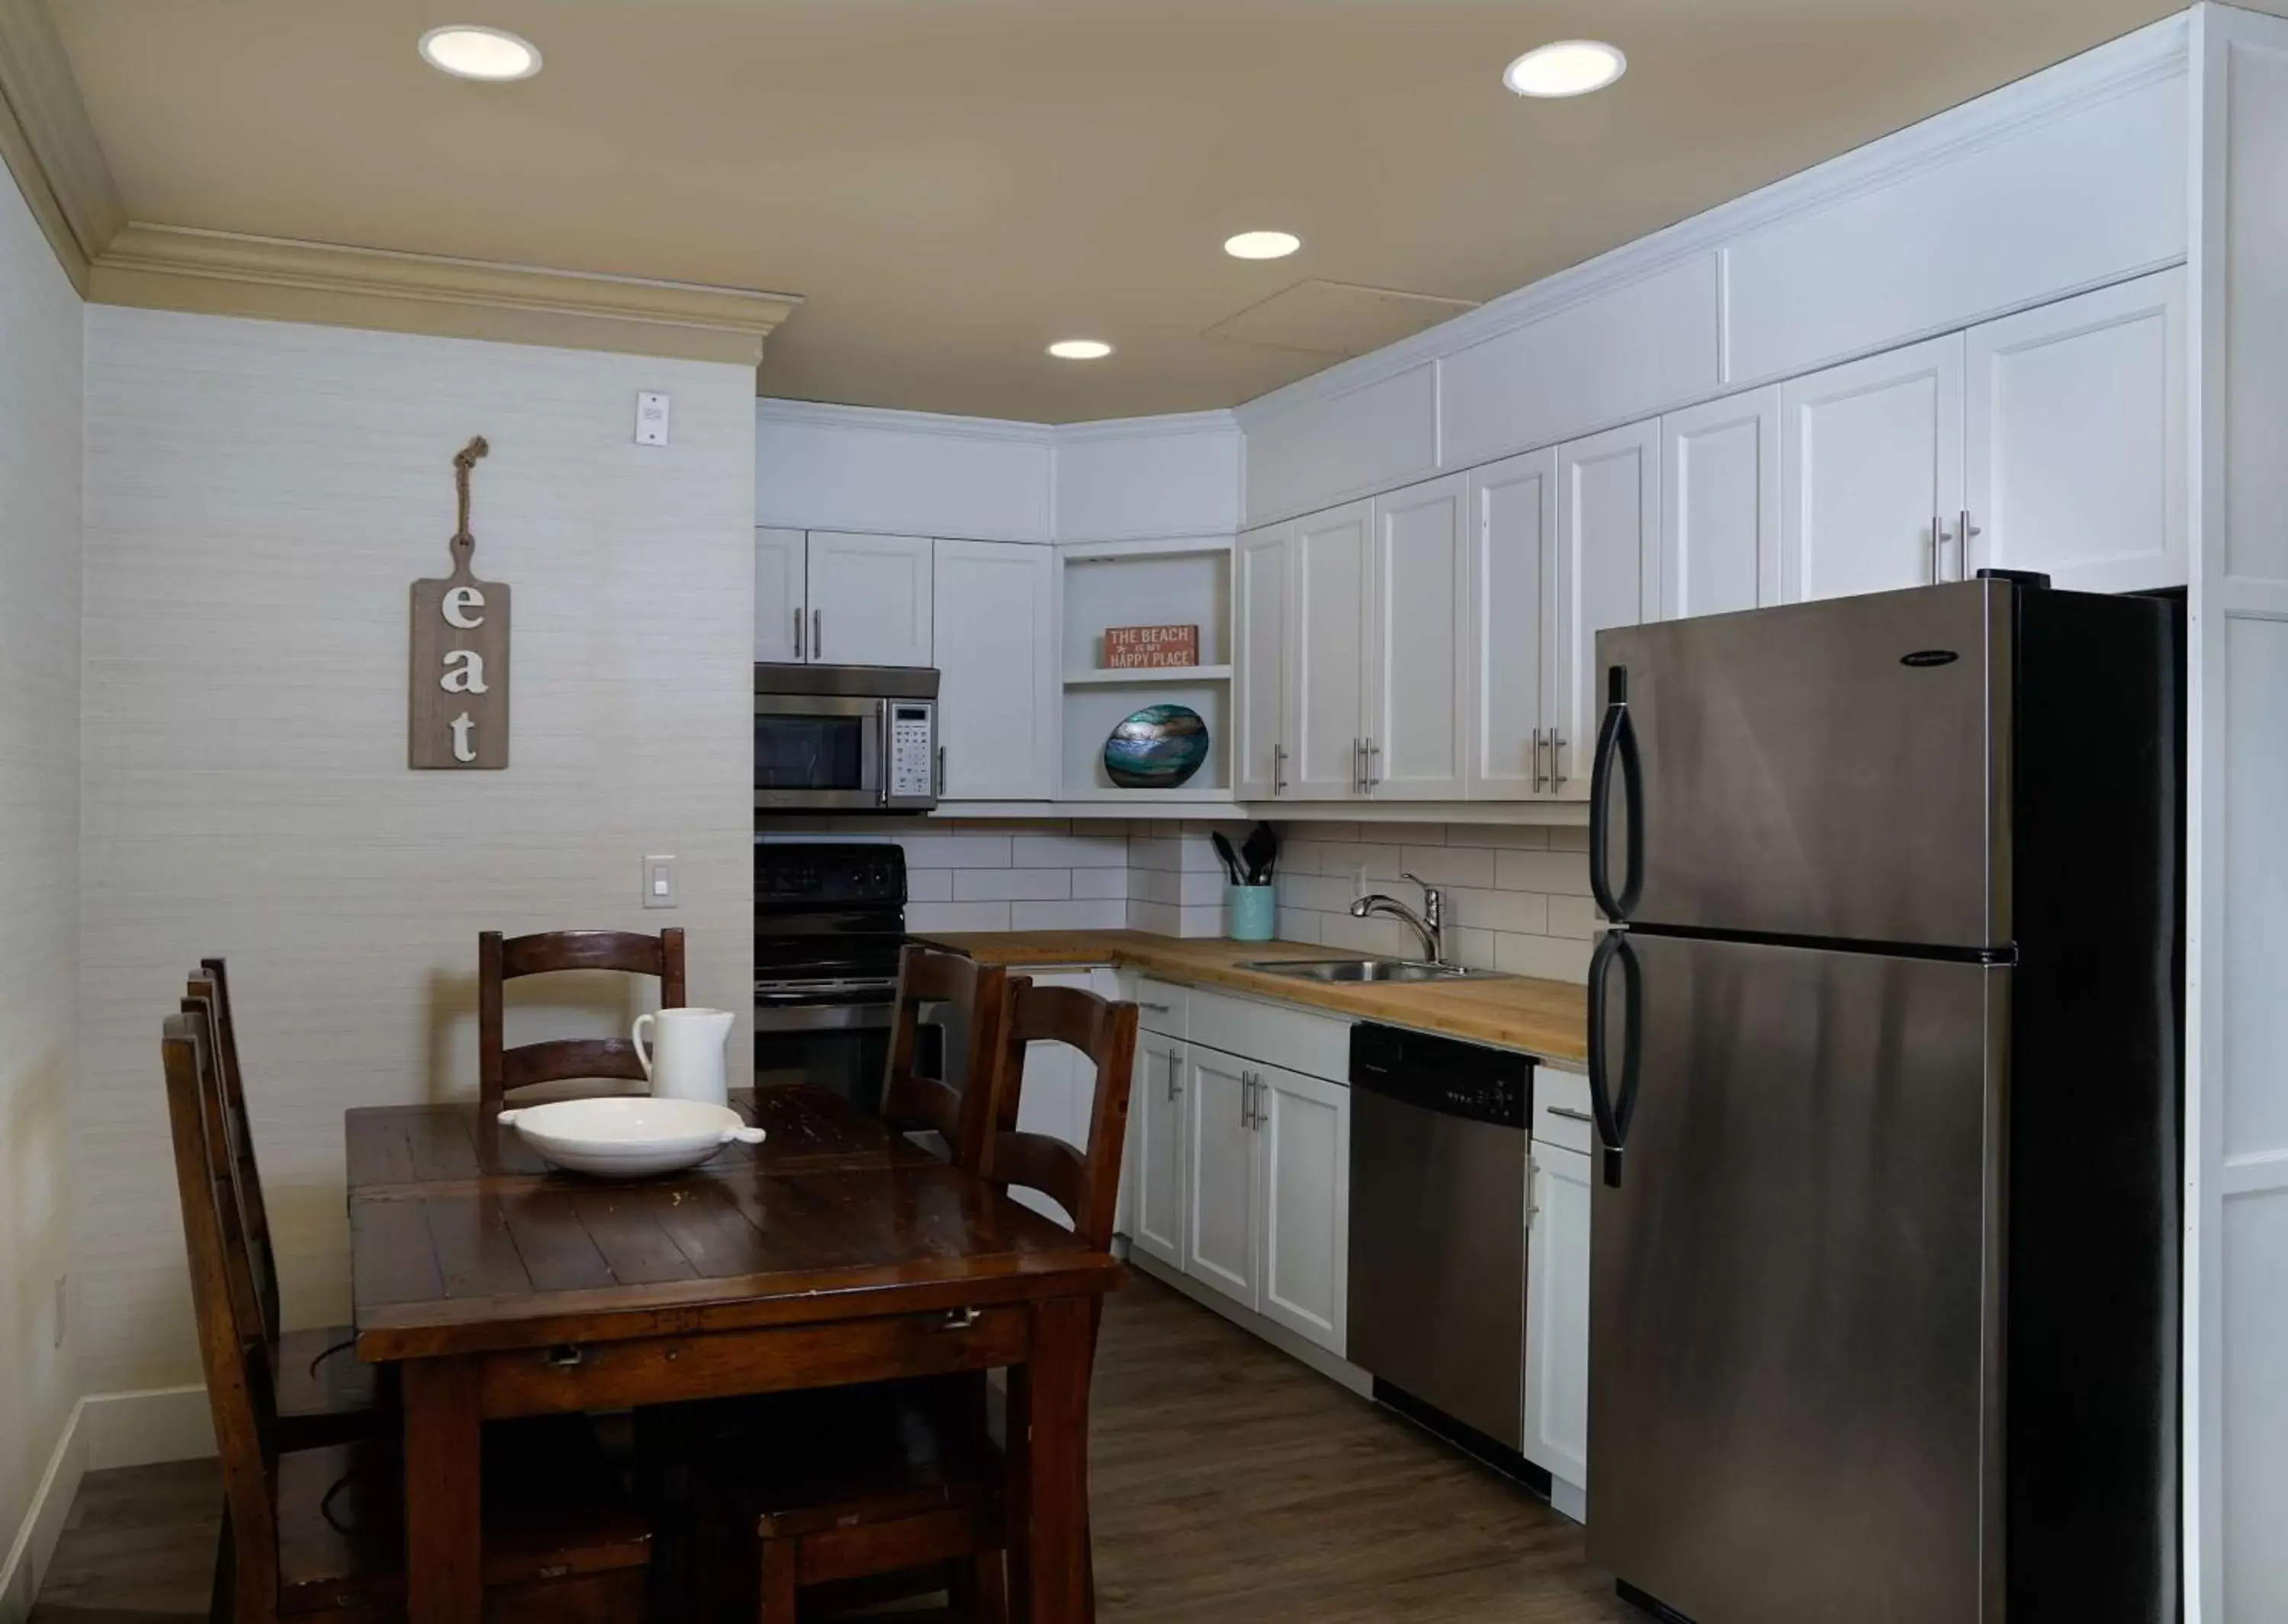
xmin=0 ymin=1399 xmax=85 ymax=1624
xmin=82 ymin=1385 xmax=214 ymax=1471
xmin=1123 ymin=1249 xmax=1373 ymax=1398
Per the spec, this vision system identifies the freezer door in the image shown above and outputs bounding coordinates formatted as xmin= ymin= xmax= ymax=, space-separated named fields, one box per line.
xmin=1586 ymin=932 xmax=2007 ymax=1624
xmin=1592 ymin=581 xmax=2010 ymax=948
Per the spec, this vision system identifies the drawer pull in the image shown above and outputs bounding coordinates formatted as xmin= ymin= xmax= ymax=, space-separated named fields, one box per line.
xmin=940 ymin=1308 xmax=983 ymax=1330
xmin=1545 ymin=1106 xmax=1595 ymax=1125
xmin=1139 ymin=1001 xmax=1171 ymax=1013
xmin=545 ymin=1344 xmax=585 ymax=1369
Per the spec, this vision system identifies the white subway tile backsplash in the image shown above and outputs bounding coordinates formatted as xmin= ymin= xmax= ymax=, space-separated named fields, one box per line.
xmin=1396 ymin=844 xmax=1496 ymax=888
xmin=1013 ymin=899 xmax=1127 ymax=929
xmin=908 ymin=900 xmax=1014 ymax=933
xmin=1494 ymin=932 xmax=1595 ymax=980
xmin=906 ymin=868 xmax=953 ymax=903
xmin=954 ymin=867 xmax=1072 ymax=902
xmin=1275 ymin=909 xmax=1324 ymax=945
xmin=1495 ymin=848 xmax=1594 ymax=896
xmin=1441 ymin=823 xmax=1553 ymax=849
xmin=1275 ymin=872 xmax=1354 ymax=914
xmin=1546 ymin=894 xmax=1602 ymax=939
xmin=1014 ymin=833 xmax=1130 ymax=868
xmin=1128 ymin=899 xmax=1181 ymax=935
xmin=1445 ymin=886 xmax=1549 ymax=936
xmin=1547 ymin=825 xmax=1591 ymax=852
xmin=1072 ymin=867 xmax=1130 ymax=900
xmin=897 ymin=833 xmax=1011 ymax=869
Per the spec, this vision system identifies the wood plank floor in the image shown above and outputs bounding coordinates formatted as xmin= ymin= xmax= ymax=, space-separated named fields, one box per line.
xmin=30 ymin=1269 xmax=1635 ymax=1623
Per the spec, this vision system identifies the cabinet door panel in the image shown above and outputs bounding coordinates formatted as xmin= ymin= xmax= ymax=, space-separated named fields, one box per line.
xmin=1551 ymin=421 xmax=1659 ymax=801
xmin=1257 ymin=1064 xmax=1350 ymax=1354
xmin=1523 ymin=1141 xmax=1592 ymax=1489
xmin=1287 ymin=502 xmax=1371 ymax=800
xmin=934 ymin=540 xmax=1053 ymax=799
xmin=1965 ymin=268 xmax=2185 ymax=593
xmin=807 ymin=532 xmax=935 ymax=667
xmin=1660 ymin=387 xmax=1779 ymax=621
xmin=754 ymin=528 xmax=807 ymax=663
xmin=1184 ymin=1047 xmax=1259 ymax=1308
xmin=1464 ymin=450 xmax=1554 ymax=800
xmin=1234 ymin=525 xmax=1291 ymax=801
xmin=1780 ymin=335 xmax=1965 ymax=604
xmin=1367 ymin=475 xmax=1467 ymax=800
xmin=1129 ymin=1032 xmax=1186 ymax=1270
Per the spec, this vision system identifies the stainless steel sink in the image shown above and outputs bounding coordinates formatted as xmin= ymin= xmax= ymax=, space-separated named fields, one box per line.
xmin=1238 ymin=958 xmax=1512 ymax=984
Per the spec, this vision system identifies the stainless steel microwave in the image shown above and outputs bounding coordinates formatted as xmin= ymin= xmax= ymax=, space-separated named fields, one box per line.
xmin=754 ymin=665 xmax=939 ymax=812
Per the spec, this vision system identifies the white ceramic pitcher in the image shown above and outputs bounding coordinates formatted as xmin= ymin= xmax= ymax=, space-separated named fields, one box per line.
xmin=631 ymin=1006 xmax=734 ymax=1106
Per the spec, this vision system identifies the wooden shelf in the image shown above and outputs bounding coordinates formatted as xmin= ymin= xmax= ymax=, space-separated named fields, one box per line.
xmin=1063 ymin=665 xmax=1233 ymax=687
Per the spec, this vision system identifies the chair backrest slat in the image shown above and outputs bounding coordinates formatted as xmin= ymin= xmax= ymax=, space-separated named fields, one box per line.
xmin=479 ymin=928 xmax=686 ymax=1109
xmin=879 ymin=943 xmax=1007 ymax=1171
xmin=982 ymin=981 xmax=1139 ymax=1250
xmin=161 ymin=1009 xmax=285 ymax=1616
xmin=188 ymin=962 xmax=281 ymax=1343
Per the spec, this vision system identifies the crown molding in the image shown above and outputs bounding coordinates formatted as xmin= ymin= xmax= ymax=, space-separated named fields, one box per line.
xmin=88 ymin=223 xmax=802 ymax=367
xmin=754 ymin=396 xmax=1061 ymax=445
xmin=1234 ymin=8 xmax=2193 ymax=428
xmin=0 ymin=0 xmax=126 ymax=292
xmin=1052 ymin=408 xmax=1239 ymax=444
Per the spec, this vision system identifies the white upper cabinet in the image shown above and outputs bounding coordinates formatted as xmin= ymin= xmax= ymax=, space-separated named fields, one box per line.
xmin=1234 ymin=524 xmax=1292 ymax=801
xmin=934 ymin=539 xmax=1053 ymax=800
xmin=1255 ymin=1062 xmax=1351 ymax=1356
xmin=1286 ymin=501 xmax=1373 ymax=800
xmin=805 ymin=531 xmax=935 ymax=667
xmin=1965 ymin=267 xmax=2187 ymax=593
xmin=1660 ymin=387 xmax=1780 ymax=621
xmin=754 ymin=527 xmax=807 ymax=663
xmin=1551 ymin=419 xmax=1660 ymax=800
xmin=1366 ymin=474 xmax=1467 ymax=800
xmin=1465 ymin=450 xmax=1554 ymax=801
xmin=1779 ymin=334 xmax=1966 ymax=604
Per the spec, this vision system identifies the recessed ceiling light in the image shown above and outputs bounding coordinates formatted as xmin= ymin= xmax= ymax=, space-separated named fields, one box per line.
xmin=1047 ymin=339 xmax=1114 ymax=360
xmin=1224 ymin=230 xmax=1302 ymax=261
xmin=1504 ymin=40 xmax=1626 ymax=98
xmin=419 ymin=24 xmax=543 ymax=82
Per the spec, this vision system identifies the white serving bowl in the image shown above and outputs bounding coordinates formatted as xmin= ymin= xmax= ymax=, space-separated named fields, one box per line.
xmin=496 ymin=1096 xmax=766 ymax=1179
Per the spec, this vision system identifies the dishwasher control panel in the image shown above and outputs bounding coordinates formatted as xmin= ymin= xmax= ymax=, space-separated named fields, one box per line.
xmin=1349 ymin=1022 xmax=1531 ymax=1128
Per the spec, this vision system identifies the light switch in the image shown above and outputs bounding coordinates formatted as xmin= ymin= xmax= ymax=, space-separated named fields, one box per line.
xmin=635 ymin=391 xmax=671 ymax=446
xmin=642 ymin=853 xmax=677 ymax=909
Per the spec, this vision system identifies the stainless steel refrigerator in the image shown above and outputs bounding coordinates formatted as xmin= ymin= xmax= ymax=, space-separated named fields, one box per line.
xmin=1582 ymin=576 xmax=2182 ymax=1624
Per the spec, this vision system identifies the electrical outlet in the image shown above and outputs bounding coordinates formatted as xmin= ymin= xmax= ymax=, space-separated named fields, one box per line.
xmin=642 ymin=853 xmax=678 ymax=909
xmin=635 ymin=390 xmax=671 ymax=446
xmin=53 ymin=1273 xmax=66 ymax=1349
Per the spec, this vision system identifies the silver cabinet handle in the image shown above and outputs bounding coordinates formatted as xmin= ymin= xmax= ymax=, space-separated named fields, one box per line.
xmin=1240 ymin=1070 xmax=1256 ymax=1130
xmin=813 ymin=607 xmax=823 ymax=658
xmin=1165 ymin=1052 xmax=1179 ymax=1102
xmin=1139 ymin=1001 xmax=1171 ymax=1013
xmin=1364 ymin=740 xmax=1380 ymax=791
xmin=1350 ymin=737 xmax=1364 ymax=794
xmin=1546 ymin=1106 xmax=1595 ymax=1124
xmin=1252 ymin=1074 xmax=1267 ymax=1133
xmin=1961 ymin=509 xmax=1981 ymax=572
xmin=1272 ymin=743 xmax=1289 ymax=795
xmin=1930 ymin=514 xmax=1955 ymax=583
xmin=1551 ymin=729 xmax=1567 ymax=791
xmin=1531 ymin=727 xmax=1547 ymax=793
xmin=793 ymin=605 xmax=805 ymax=660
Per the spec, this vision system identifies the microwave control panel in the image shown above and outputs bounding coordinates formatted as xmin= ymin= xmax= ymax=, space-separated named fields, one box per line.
xmin=888 ymin=703 xmax=936 ymax=801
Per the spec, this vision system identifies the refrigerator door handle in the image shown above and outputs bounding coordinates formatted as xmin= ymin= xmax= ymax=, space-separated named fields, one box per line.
xmin=1588 ymin=665 xmax=1645 ymax=922
xmin=1586 ymin=928 xmax=1643 ymax=1189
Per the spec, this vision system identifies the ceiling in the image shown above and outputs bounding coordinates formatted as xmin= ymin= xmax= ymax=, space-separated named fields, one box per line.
xmin=53 ymin=0 xmax=2184 ymax=423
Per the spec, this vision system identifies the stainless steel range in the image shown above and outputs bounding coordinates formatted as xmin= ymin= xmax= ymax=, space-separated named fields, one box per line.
xmin=754 ymin=842 xmax=910 ymax=1111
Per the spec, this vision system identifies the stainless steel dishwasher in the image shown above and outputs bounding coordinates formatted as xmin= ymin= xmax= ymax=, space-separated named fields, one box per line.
xmin=1347 ymin=1022 xmax=1534 ymax=1457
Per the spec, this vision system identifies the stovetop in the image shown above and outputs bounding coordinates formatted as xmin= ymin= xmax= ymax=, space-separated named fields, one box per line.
xmin=755 ymin=841 xmax=909 ymax=987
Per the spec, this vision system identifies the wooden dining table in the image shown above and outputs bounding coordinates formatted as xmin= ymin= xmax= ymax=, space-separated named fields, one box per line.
xmin=346 ymin=1083 xmax=1122 ymax=1624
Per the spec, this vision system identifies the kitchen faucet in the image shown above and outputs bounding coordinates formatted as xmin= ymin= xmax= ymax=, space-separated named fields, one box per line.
xmin=1350 ymin=871 xmax=1444 ymax=964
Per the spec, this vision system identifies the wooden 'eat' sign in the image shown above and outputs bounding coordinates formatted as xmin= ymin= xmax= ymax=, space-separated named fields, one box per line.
xmin=410 ymin=437 xmax=510 ymax=769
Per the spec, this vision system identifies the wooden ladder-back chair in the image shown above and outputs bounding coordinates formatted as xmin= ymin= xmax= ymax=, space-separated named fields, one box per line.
xmin=701 ymin=973 xmax=1139 ymax=1624
xmin=879 ymin=942 xmax=1011 ymax=1171
xmin=477 ymin=927 xmax=686 ymax=1111
xmin=186 ymin=963 xmax=390 ymax=1452
xmin=162 ymin=1007 xmax=653 ymax=1624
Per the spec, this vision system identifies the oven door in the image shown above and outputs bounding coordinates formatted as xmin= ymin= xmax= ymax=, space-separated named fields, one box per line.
xmin=754 ymin=977 xmax=898 ymax=1113
xmin=754 ymin=693 xmax=882 ymax=811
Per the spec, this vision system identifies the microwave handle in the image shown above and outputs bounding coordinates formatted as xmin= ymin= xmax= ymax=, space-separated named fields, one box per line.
xmin=875 ymin=699 xmax=890 ymax=806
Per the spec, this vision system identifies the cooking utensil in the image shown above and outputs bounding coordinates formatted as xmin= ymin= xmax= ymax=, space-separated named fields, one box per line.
xmin=1210 ymin=830 xmax=1246 ymax=887
xmin=1242 ymin=821 xmax=1279 ymax=885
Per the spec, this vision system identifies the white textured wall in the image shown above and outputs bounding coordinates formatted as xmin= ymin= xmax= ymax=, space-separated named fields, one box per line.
xmin=79 ymin=307 xmax=756 ymax=1391
xmin=0 ymin=157 xmax=83 ymax=1600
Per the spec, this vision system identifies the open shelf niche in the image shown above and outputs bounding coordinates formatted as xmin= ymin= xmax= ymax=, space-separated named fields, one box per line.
xmin=1057 ymin=537 xmax=1234 ymax=801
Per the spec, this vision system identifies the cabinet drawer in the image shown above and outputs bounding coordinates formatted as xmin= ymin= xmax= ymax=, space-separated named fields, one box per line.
xmin=1132 ymin=977 xmax=1188 ymax=1037
xmin=1188 ymin=987 xmax=1350 ymax=1083
xmin=1533 ymin=1066 xmax=1595 ymax=1154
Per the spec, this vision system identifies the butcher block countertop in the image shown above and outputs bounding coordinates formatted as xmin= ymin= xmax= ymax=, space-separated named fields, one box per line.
xmin=915 ymin=929 xmax=1589 ymax=1067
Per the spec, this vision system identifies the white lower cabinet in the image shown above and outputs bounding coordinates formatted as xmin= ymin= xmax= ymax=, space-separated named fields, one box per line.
xmin=1255 ymin=1064 xmax=1351 ymax=1350
xmin=1523 ymin=1137 xmax=1593 ymax=1495
xmin=1128 ymin=1027 xmax=1188 ymax=1271
xmin=1184 ymin=1045 xmax=1261 ymax=1308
